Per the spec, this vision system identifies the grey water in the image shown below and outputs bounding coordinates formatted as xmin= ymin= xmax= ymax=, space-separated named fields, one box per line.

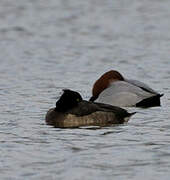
xmin=0 ymin=0 xmax=170 ymax=179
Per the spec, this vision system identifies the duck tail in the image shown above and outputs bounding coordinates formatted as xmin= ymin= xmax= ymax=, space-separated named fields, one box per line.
xmin=159 ymin=94 xmax=164 ymax=97
xmin=129 ymin=112 xmax=137 ymax=116
xmin=136 ymin=94 xmax=163 ymax=108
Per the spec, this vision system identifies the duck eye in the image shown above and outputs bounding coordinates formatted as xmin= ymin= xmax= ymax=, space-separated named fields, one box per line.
xmin=76 ymin=98 xmax=80 ymax=102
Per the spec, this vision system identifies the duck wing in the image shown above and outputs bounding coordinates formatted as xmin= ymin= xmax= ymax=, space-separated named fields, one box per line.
xmin=125 ymin=79 xmax=158 ymax=94
xmin=96 ymin=81 xmax=155 ymax=107
xmin=93 ymin=101 xmax=135 ymax=118
xmin=67 ymin=100 xmax=102 ymax=116
xmin=67 ymin=100 xmax=135 ymax=118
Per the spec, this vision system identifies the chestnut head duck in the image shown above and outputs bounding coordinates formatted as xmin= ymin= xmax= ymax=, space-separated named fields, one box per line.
xmin=90 ymin=70 xmax=163 ymax=108
xmin=45 ymin=89 xmax=135 ymax=128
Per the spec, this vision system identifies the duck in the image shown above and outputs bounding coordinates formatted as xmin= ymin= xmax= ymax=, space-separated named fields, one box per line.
xmin=45 ymin=89 xmax=135 ymax=128
xmin=89 ymin=70 xmax=163 ymax=108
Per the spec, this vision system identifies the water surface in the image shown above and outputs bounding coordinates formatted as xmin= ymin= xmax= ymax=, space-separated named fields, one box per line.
xmin=0 ymin=0 xmax=170 ymax=179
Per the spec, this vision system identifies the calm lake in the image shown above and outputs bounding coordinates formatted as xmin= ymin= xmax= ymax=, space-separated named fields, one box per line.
xmin=0 ymin=0 xmax=170 ymax=179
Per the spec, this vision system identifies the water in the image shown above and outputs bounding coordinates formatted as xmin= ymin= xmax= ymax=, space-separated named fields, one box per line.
xmin=0 ymin=0 xmax=170 ymax=179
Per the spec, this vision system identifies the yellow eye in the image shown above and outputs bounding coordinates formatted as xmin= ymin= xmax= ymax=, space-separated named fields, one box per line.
xmin=76 ymin=98 xmax=80 ymax=102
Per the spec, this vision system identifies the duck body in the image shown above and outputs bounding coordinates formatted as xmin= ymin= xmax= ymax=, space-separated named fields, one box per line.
xmin=46 ymin=90 xmax=135 ymax=128
xmin=95 ymin=80 xmax=162 ymax=107
xmin=90 ymin=70 xmax=163 ymax=108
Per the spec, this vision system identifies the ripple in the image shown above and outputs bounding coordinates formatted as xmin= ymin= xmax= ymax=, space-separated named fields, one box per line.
xmin=0 ymin=0 xmax=170 ymax=179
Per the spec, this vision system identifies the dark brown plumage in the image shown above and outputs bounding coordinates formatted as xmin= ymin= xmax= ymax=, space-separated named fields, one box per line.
xmin=45 ymin=89 xmax=135 ymax=128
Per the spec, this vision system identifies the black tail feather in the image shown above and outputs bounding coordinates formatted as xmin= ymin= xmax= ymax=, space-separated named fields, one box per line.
xmin=136 ymin=94 xmax=163 ymax=108
xmin=128 ymin=112 xmax=137 ymax=117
